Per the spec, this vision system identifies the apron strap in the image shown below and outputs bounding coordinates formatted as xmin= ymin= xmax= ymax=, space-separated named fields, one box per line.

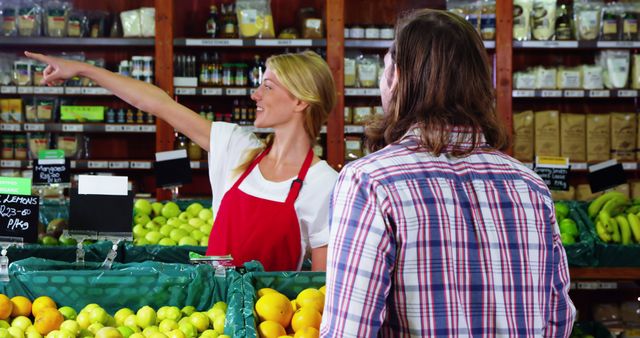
xmin=231 ymin=146 xmax=271 ymax=190
xmin=285 ymin=148 xmax=315 ymax=206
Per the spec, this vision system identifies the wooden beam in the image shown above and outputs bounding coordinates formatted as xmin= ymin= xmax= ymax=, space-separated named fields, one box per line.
xmin=325 ymin=0 xmax=345 ymax=170
xmin=495 ymin=0 xmax=513 ymax=153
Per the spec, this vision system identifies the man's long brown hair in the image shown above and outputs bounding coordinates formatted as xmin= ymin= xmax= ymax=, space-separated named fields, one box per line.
xmin=366 ymin=9 xmax=509 ymax=156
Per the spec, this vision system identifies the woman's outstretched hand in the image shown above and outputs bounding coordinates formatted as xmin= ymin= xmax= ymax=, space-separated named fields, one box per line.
xmin=24 ymin=51 xmax=86 ymax=86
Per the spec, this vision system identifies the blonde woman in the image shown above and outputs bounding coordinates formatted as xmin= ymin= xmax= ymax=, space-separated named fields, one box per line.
xmin=26 ymin=51 xmax=337 ymax=271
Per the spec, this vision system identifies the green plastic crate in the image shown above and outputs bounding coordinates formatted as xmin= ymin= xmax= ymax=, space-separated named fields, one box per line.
xmin=122 ymin=243 xmax=207 ymax=264
xmin=242 ymin=271 xmax=325 ymax=337
xmin=4 ymin=258 xmax=246 ymax=337
xmin=571 ymin=321 xmax=613 ymax=338
xmin=6 ymin=241 xmax=115 ymax=263
xmin=564 ymin=201 xmax=596 ymax=267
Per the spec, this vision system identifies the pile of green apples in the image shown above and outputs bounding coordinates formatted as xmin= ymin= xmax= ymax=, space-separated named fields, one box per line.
xmin=554 ymin=201 xmax=581 ymax=246
xmin=132 ymin=200 xmax=213 ymax=247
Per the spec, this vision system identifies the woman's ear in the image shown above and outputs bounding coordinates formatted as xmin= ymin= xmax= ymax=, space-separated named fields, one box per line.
xmin=293 ymin=99 xmax=309 ymax=113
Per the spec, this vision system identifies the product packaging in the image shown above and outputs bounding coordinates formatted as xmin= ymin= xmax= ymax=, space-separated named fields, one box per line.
xmin=44 ymin=0 xmax=71 ymax=37
xmin=581 ymin=65 xmax=603 ymax=89
xmin=532 ymin=0 xmax=556 ymax=40
xmin=610 ymin=112 xmax=636 ymax=161
xmin=560 ymin=113 xmax=586 ymax=162
xmin=534 ymin=110 xmax=560 ymax=157
xmin=66 ymin=9 xmax=87 ymax=37
xmin=356 ymin=54 xmax=379 ymax=88
xmin=598 ymin=50 xmax=630 ymax=89
xmin=298 ymin=7 xmax=322 ymax=39
xmin=586 ymin=114 xmax=611 ymax=162
xmin=513 ymin=110 xmax=534 ymax=161
xmin=17 ymin=0 xmax=42 ymax=37
xmin=1 ymin=0 xmax=18 ymax=36
xmin=534 ymin=66 xmax=557 ymax=89
xmin=513 ymin=0 xmax=533 ymax=41
xmin=236 ymin=0 xmax=275 ymax=38
xmin=557 ymin=67 xmax=582 ymax=89
xmin=574 ymin=0 xmax=604 ymax=40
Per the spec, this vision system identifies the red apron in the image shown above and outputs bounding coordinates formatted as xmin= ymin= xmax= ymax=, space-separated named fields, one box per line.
xmin=206 ymin=146 xmax=314 ymax=271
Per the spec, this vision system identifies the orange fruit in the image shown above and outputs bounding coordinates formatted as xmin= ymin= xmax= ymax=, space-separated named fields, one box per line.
xmin=257 ymin=320 xmax=286 ymax=338
xmin=0 ymin=295 xmax=13 ymax=320
xmin=32 ymin=296 xmax=56 ymax=317
xmin=34 ymin=308 xmax=64 ymax=335
xmin=295 ymin=289 xmax=324 ymax=314
xmin=255 ymin=293 xmax=293 ymax=328
xmin=293 ymin=327 xmax=319 ymax=338
xmin=290 ymin=308 xmax=321 ymax=333
xmin=10 ymin=296 xmax=32 ymax=317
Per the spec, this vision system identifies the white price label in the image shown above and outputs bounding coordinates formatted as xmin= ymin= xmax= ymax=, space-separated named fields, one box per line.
xmin=577 ymin=282 xmax=599 ymax=290
xmin=65 ymin=87 xmax=82 ymax=95
xmin=88 ymin=161 xmax=108 ymax=169
xmin=23 ymin=123 xmax=45 ymax=131
xmin=618 ymin=90 xmax=638 ymax=97
xmin=123 ymin=125 xmax=140 ymax=132
xmin=17 ymin=86 xmax=34 ymax=94
xmin=130 ymin=161 xmax=152 ymax=169
xmin=623 ymin=162 xmax=637 ymax=170
xmin=589 ymin=90 xmax=610 ymax=97
xmin=62 ymin=124 xmax=83 ymax=132
xmin=202 ymin=88 xmax=223 ymax=96
xmin=345 ymin=88 xmax=366 ymax=96
xmin=599 ymin=282 xmax=618 ymax=289
xmin=190 ymin=161 xmax=200 ymax=169
xmin=563 ymin=90 xmax=585 ymax=98
xmin=70 ymin=161 xmax=76 ymax=168
xmin=0 ymin=124 xmax=21 ymax=131
xmin=597 ymin=41 xmax=639 ymax=48
xmin=0 ymin=160 xmax=20 ymax=168
xmin=364 ymin=88 xmax=381 ymax=96
xmin=571 ymin=163 xmax=588 ymax=170
xmin=0 ymin=86 xmax=17 ymax=94
xmin=512 ymin=90 xmax=535 ymax=97
xmin=81 ymin=87 xmax=110 ymax=95
xmin=33 ymin=87 xmax=64 ymax=94
xmin=140 ymin=125 xmax=156 ymax=133
xmin=108 ymin=161 xmax=129 ymax=169
xmin=187 ymin=39 xmax=243 ymax=46
xmin=541 ymin=90 xmax=562 ymax=97
xmin=175 ymin=87 xmax=196 ymax=95
xmin=105 ymin=125 xmax=124 ymax=132
xmin=225 ymin=88 xmax=247 ymax=96
xmin=344 ymin=125 xmax=365 ymax=133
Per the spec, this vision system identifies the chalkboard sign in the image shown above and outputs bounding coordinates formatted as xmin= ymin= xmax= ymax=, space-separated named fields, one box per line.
xmin=0 ymin=194 xmax=39 ymax=243
xmin=69 ymin=189 xmax=133 ymax=233
xmin=154 ymin=150 xmax=192 ymax=188
xmin=588 ymin=160 xmax=627 ymax=193
xmin=534 ymin=156 xmax=570 ymax=191
xmin=32 ymin=159 xmax=70 ymax=185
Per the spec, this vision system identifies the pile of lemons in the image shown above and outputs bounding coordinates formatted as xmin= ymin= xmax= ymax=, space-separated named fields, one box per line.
xmin=254 ymin=286 xmax=326 ymax=338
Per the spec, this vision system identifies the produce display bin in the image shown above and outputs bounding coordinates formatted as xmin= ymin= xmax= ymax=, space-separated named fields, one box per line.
xmin=564 ymin=201 xmax=596 ymax=267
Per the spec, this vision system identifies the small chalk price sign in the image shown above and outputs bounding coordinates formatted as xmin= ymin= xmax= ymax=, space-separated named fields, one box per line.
xmin=33 ymin=150 xmax=70 ymax=185
xmin=0 ymin=194 xmax=39 ymax=243
xmin=154 ymin=150 xmax=192 ymax=188
xmin=534 ymin=156 xmax=570 ymax=191
xmin=588 ymin=160 xmax=627 ymax=193
xmin=69 ymin=175 xmax=133 ymax=233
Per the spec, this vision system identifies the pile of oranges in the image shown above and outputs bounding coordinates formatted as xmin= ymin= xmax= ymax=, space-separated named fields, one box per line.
xmin=0 ymin=294 xmax=65 ymax=336
xmin=254 ymin=286 xmax=325 ymax=338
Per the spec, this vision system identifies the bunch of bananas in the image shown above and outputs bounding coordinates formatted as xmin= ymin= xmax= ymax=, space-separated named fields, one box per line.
xmin=588 ymin=191 xmax=640 ymax=244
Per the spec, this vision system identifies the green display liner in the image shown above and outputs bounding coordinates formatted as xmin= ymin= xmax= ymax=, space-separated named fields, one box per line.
xmin=571 ymin=321 xmax=612 ymax=338
xmin=573 ymin=201 xmax=640 ymax=267
xmin=564 ymin=201 xmax=597 ymax=267
xmin=122 ymin=243 xmax=207 ymax=264
xmin=6 ymin=241 xmax=115 ymax=263
xmin=2 ymin=258 xmax=246 ymax=337
xmin=242 ymin=271 xmax=326 ymax=337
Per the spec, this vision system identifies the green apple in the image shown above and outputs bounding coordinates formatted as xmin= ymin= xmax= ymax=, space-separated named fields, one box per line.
xmin=199 ymin=330 xmax=218 ymax=338
xmin=180 ymin=307 xmax=195 ymax=317
xmin=166 ymin=219 xmax=181 ymax=227
xmin=158 ymin=238 xmax=177 ymax=246
xmin=165 ymin=330 xmax=184 ymax=338
xmin=134 ymin=239 xmax=150 ymax=246
xmin=94 ymin=327 xmax=122 ymax=338
xmin=199 ymin=225 xmax=212 ymax=235
xmin=129 ymin=334 xmax=144 ymax=338
xmin=158 ymin=320 xmax=177 ymax=333
xmin=116 ymin=327 xmax=133 ymax=338
xmin=185 ymin=203 xmax=203 ymax=217
xmin=151 ymin=202 xmax=163 ymax=217
xmin=176 ymin=323 xmax=196 ymax=338
xmin=57 ymin=329 xmax=74 ymax=338
xmin=178 ymin=237 xmax=198 ymax=247
xmin=87 ymin=323 xmax=104 ymax=335
xmin=189 ymin=230 xmax=205 ymax=241
xmin=123 ymin=316 xmax=138 ymax=331
xmin=177 ymin=213 xmax=190 ymax=222
xmin=134 ymin=199 xmax=152 ymax=216
xmin=58 ymin=307 xmax=77 ymax=321
xmin=134 ymin=214 xmax=151 ymax=227
xmin=144 ymin=221 xmax=159 ymax=230
xmin=161 ymin=203 xmax=180 ymax=219
xmin=205 ymin=308 xmax=223 ymax=324
xmin=559 ymin=218 xmax=579 ymax=237
xmin=24 ymin=327 xmax=40 ymax=338
xmin=114 ymin=309 xmax=134 ymax=327
xmin=211 ymin=302 xmax=226 ymax=313
xmin=145 ymin=232 xmax=164 ymax=245
xmin=58 ymin=235 xmax=77 ymax=246
xmin=178 ymin=225 xmax=195 ymax=233
xmin=188 ymin=313 xmax=208 ymax=332
xmin=560 ymin=233 xmax=576 ymax=245
xmin=162 ymin=308 xmax=181 ymax=322
xmin=76 ymin=313 xmax=91 ymax=329
xmin=0 ymin=329 xmax=10 ymax=338
xmin=187 ymin=218 xmax=204 ymax=228
xmin=198 ymin=209 xmax=213 ymax=222
xmin=152 ymin=216 xmax=167 ymax=226
xmin=90 ymin=308 xmax=109 ymax=325
xmin=141 ymin=327 xmax=158 ymax=337
xmin=159 ymin=225 xmax=174 ymax=237
xmin=212 ymin=316 xmax=224 ymax=335
xmin=81 ymin=304 xmax=98 ymax=313
xmin=59 ymin=320 xmax=80 ymax=336
xmin=199 ymin=238 xmax=208 ymax=246
xmin=0 ymin=322 xmax=8 ymax=330
xmin=136 ymin=307 xmax=156 ymax=329
xmin=169 ymin=230 xmax=188 ymax=243
xmin=146 ymin=333 xmax=166 ymax=338
xmin=78 ymin=329 xmax=93 ymax=338
xmin=10 ymin=317 xmax=31 ymax=331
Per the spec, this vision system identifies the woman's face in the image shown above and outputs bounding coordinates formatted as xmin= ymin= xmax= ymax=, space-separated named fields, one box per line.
xmin=379 ymin=52 xmax=396 ymax=115
xmin=250 ymin=68 xmax=300 ymax=129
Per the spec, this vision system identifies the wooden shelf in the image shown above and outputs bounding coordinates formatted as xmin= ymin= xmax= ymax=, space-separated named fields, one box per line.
xmin=345 ymin=39 xmax=495 ymax=49
xmin=0 ymin=123 xmax=156 ymax=133
xmin=0 ymin=37 xmax=154 ymax=46
xmin=0 ymin=86 xmax=113 ymax=95
xmin=514 ymin=40 xmax=640 ymax=49
xmin=571 ymin=267 xmax=640 ymax=280
xmin=512 ymin=89 xmax=638 ymax=98
xmin=174 ymin=38 xmax=326 ymax=47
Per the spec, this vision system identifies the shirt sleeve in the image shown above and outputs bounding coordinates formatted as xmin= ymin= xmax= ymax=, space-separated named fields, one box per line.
xmin=304 ymin=168 xmax=338 ymax=249
xmin=543 ymin=202 xmax=576 ymax=337
xmin=320 ymin=166 xmax=395 ymax=338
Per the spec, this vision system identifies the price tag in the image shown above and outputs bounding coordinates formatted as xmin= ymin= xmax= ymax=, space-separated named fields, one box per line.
xmin=588 ymin=159 xmax=627 ymax=193
xmin=563 ymin=90 xmax=585 ymax=98
xmin=0 ymin=194 xmax=39 ymax=243
xmin=175 ymin=87 xmax=196 ymax=95
xmin=0 ymin=86 xmax=17 ymax=94
xmin=62 ymin=124 xmax=84 ymax=132
xmin=571 ymin=162 xmax=588 ymax=170
xmin=17 ymin=86 xmax=34 ymax=94
xmin=0 ymin=161 xmax=21 ymax=168
xmin=64 ymin=87 xmax=82 ymax=95
xmin=512 ymin=90 xmax=535 ymax=97
xmin=187 ymin=39 xmax=243 ymax=46
xmin=599 ymin=282 xmax=618 ymax=289
xmin=0 ymin=177 xmax=31 ymax=196
xmin=155 ymin=150 xmax=192 ymax=188
xmin=597 ymin=41 xmax=639 ymax=48
xmin=534 ymin=156 xmax=570 ymax=191
xmin=0 ymin=124 xmax=21 ymax=132
xmin=69 ymin=176 xmax=133 ymax=233
xmin=588 ymin=90 xmax=610 ymax=98
xmin=23 ymin=124 xmax=45 ymax=132
xmin=344 ymin=125 xmax=365 ymax=133
xmin=81 ymin=87 xmax=110 ymax=95
xmin=364 ymin=88 xmax=381 ymax=96
xmin=201 ymin=88 xmax=223 ymax=96
xmin=225 ymin=88 xmax=247 ymax=96
xmin=33 ymin=87 xmax=63 ymax=95
xmin=345 ymin=88 xmax=366 ymax=96
xmin=623 ymin=162 xmax=638 ymax=170
xmin=105 ymin=125 xmax=125 ymax=132
xmin=577 ymin=282 xmax=600 ymax=290
xmin=541 ymin=90 xmax=562 ymax=97
xmin=123 ymin=125 xmax=140 ymax=132
xmin=190 ymin=161 xmax=200 ymax=169
xmin=88 ymin=161 xmax=108 ymax=169
xmin=140 ymin=125 xmax=156 ymax=133
xmin=617 ymin=90 xmax=638 ymax=98
xmin=130 ymin=161 xmax=152 ymax=169
xmin=108 ymin=161 xmax=129 ymax=169
xmin=33 ymin=158 xmax=70 ymax=185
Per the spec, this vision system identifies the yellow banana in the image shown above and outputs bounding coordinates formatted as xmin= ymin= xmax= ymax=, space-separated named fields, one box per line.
xmin=588 ymin=191 xmax=628 ymax=218
xmin=609 ymin=218 xmax=621 ymax=243
xmin=601 ymin=196 xmax=629 ymax=217
xmin=596 ymin=221 xmax=612 ymax=242
xmin=598 ymin=210 xmax=612 ymax=227
xmin=628 ymin=213 xmax=640 ymax=242
xmin=616 ymin=215 xmax=632 ymax=245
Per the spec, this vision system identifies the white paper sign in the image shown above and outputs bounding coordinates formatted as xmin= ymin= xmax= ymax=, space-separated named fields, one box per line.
xmin=78 ymin=175 xmax=128 ymax=196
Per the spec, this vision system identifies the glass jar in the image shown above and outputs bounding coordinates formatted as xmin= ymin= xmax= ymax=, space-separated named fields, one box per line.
xmin=222 ymin=63 xmax=234 ymax=86
xmin=187 ymin=140 xmax=202 ymax=160
xmin=1 ymin=135 xmax=13 ymax=159
xmin=235 ymin=63 xmax=248 ymax=87
xmin=14 ymin=134 xmax=27 ymax=160
xmin=174 ymin=133 xmax=188 ymax=151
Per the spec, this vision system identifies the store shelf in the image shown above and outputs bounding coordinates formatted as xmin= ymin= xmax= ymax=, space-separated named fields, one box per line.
xmin=0 ymin=37 xmax=155 ymax=46
xmin=512 ymin=89 xmax=638 ymax=98
xmin=513 ymin=40 xmax=640 ymax=49
xmin=0 ymin=86 xmax=112 ymax=95
xmin=174 ymin=87 xmax=257 ymax=96
xmin=522 ymin=162 xmax=638 ymax=171
xmin=345 ymin=88 xmax=381 ymax=96
xmin=0 ymin=123 xmax=156 ymax=133
xmin=345 ymin=39 xmax=495 ymax=49
xmin=570 ymin=268 xmax=640 ymax=281
xmin=0 ymin=159 xmax=29 ymax=168
xmin=174 ymin=38 xmax=326 ymax=47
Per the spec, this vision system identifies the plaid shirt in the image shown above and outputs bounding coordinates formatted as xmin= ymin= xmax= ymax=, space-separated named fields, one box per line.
xmin=320 ymin=129 xmax=575 ymax=338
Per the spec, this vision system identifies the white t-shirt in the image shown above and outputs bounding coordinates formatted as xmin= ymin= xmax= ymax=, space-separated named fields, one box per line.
xmin=208 ymin=122 xmax=337 ymax=265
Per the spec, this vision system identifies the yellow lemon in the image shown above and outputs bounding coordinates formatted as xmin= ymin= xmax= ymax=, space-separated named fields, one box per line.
xmin=10 ymin=297 xmax=31 ymax=317
xmin=31 ymin=297 xmax=56 ymax=318
xmin=0 ymin=295 xmax=13 ymax=320
xmin=295 ymin=289 xmax=324 ymax=314
xmin=290 ymin=308 xmax=321 ymax=333
xmin=34 ymin=308 xmax=63 ymax=335
xmin=256 ymin=288 xmax=278 ymax=299
xmin=255 ymin=293 xmax=293 ymax=328
xmin=318 ymin=286 xmax=326 ymax=296
xmin=257 ymin=321 xmax=285 ymax=338
xmin=293 ymin=327 xmax=319 ymax=338
xmin=290 ymin=300 xmax=297 ymax=313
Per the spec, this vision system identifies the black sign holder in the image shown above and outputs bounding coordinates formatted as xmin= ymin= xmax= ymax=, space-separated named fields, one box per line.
xmin=32 ymin=158 xmax=71 ymax=207
xmin=154 ymin=151 xmax=192 ymax=199
xmin=533 ymin=158 xmax=570 ymax=191
xmin=588 ymin=160 xmax=627 ymax=193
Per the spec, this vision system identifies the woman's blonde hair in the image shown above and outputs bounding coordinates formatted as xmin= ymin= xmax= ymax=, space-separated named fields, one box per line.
xmin=233 ymin=51 xmax=337 ymax=176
